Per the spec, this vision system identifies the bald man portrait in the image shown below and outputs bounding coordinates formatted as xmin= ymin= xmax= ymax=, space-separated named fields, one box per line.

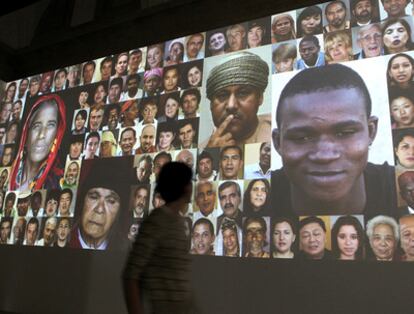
xmin=398 ymin=171 xmax=414 ymax=216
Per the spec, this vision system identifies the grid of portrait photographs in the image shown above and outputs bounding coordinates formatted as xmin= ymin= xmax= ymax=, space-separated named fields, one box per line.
xmin=1 ymin=0 xmax=414 ymax=262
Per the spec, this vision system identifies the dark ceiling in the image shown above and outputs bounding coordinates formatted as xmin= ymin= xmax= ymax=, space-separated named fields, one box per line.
xmin=0 ymin=0 xmax=317 ymax=81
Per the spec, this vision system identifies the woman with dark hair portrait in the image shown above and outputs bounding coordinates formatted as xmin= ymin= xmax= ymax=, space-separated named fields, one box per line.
xmin=72 ymin=109 xmax=88 ymax=135
xmin=146 ymin=44 xmax=164 ymax=70
xmin=156 ymin=122 xmax=177 ymax=152
xmin=9 ymin=94 xmax=66 ymax=192
xmin=184 ymin=62 xmax=203 ymax=88
xmin=162 ymin=66 xmax=181 ymax=94
xmin=382 ymin=18 xmax=414 ymax=55
xmin=387 ymin=53 xmax=414 ymax=95
xmin=389 ymin=91 xmax=414 ymax=129
xmin=296 ymin=5 xmax=323 ymax=37
xmin=331 ymin=215 xmax=365 ymax=260
xmin=271 ymin=217 xmax=297 ymax=258
xmin=4 ymin=82 xmax=17 ymax=103
xmin=5 ymin=121 xmax=19 ymax=144
xmin=243 ymin=179 xmax=270 ymax=216
xmin=158 ymin=93 xmax=180 ymax=123
xmin=271 ymin=14 xmax=296 ymax=43
xmin=92 ymin=83 xmax=107 ymax=107
xmin=393 ymin=128 xmax=414 ymax=170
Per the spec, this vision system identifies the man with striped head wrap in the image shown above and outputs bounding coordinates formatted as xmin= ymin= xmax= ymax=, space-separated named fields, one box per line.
xmin=205 ymin=51 xmax=271 ymax=148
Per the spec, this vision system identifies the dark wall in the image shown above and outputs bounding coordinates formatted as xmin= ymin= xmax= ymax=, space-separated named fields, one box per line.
xmin=1 ymin=0 xmax=319 ymax=81
xmin=0 ymin=247 xmax=414 ymax=314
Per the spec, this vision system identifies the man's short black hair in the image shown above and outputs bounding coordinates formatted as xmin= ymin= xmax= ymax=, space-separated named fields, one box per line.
xmin=220 ymin=145 xmax=242 ymax=160
xmin=84 ymin=61 xmax=96 ymax=71
xmin=46 ymin=190 xmax=60 ymax=202
xmin=180 ymin=88 xmax=201 ymax=106
xmin=154 ymin=151 xmax=172 ymax=164
xmin=192 ymin=218 xmax=214 ymax=235
xmin=104 ymin=103 xmax=120 ymax=120
xmin=70 ymin=134 xmax=84 ymax=145
xmin=299 ymin=35 xmax=320 ymax=48
xmin=86 ymin=131 xmax=100 ymax=143
xmin=76 ymin=109 xmax=88 ymax=121
xmin=155 ymin=162 xmax=192 ymax=203
xmin=110 ymin=77 xmax=123 ymax=88
xmin=121 ymin=127 xmax=136 ymax=139
xmin=27 ymin=217 xmax=39 ymax=229
xmin=198 ymin=150 xmax=213 ymax=164
xmin=276 ymin=64 xmax=372 ymax=128
xmin=100 ymin=56 xmax=113 ymax=70
xmin=60 ymin=188 xmax=73 ymax=200
xmin=325 ymin=0 xmax=346 ymax=15
xmin=127 ymin=74 xmax=140 ymax=84
xmin=177 ymin=118 xmax=197 ymax=133
xmin=299 ymin=216 xmax=326 ymax=233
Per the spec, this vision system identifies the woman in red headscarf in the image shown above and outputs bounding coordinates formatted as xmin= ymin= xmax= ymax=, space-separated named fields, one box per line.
xmin=9 ymin=94 xmax=66 ymax=192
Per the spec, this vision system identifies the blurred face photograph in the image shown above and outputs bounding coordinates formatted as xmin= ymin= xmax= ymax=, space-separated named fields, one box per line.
xmin=273 ymin=221 xmax=295 ymax=254
xmin=300 ymin=222 xmax=325 ymax=259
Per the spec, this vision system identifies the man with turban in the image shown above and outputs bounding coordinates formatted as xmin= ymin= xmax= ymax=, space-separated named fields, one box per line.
xmin=204 ymin=51 xmax=271 ymax=148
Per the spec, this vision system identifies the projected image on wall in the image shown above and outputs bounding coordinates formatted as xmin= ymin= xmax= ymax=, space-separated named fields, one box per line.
xmin=1 ymin=0 xmax=414 ymax=262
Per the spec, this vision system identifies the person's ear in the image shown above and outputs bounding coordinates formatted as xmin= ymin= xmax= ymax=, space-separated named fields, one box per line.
xmin=367 ymin=116 xmax=378 ymax=145
xmin=257 ymin=93 xmax=264 ymax=107
xmin=272 ymin=128 xmax=281 ymax=154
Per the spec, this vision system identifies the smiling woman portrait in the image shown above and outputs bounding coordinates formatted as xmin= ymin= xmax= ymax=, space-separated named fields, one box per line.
xmin=9 ymin=94 xmax=66 ymax=192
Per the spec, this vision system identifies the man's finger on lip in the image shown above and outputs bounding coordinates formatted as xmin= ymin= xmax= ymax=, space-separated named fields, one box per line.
xmin=217 ymin=114 xmax=234 ymax=134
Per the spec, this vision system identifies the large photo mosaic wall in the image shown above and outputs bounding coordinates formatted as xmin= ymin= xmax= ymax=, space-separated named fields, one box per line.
xmin=1 ymin=0 xmax=414 ymax=261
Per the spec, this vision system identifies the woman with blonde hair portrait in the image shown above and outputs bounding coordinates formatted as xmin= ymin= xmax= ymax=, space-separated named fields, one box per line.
xmin=324 ymin=31 xmax=353 ymax=64
xmin=271 ymin=14 xmax=296 ymax=43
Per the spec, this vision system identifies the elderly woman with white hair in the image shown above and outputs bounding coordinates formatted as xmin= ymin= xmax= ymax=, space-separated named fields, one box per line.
xmin=366 ymin=215 xmax=399 ymax=261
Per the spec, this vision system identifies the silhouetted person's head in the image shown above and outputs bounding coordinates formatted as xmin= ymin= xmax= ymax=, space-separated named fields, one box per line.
xmin=156 ymin=162 xmax=193 ymax=203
